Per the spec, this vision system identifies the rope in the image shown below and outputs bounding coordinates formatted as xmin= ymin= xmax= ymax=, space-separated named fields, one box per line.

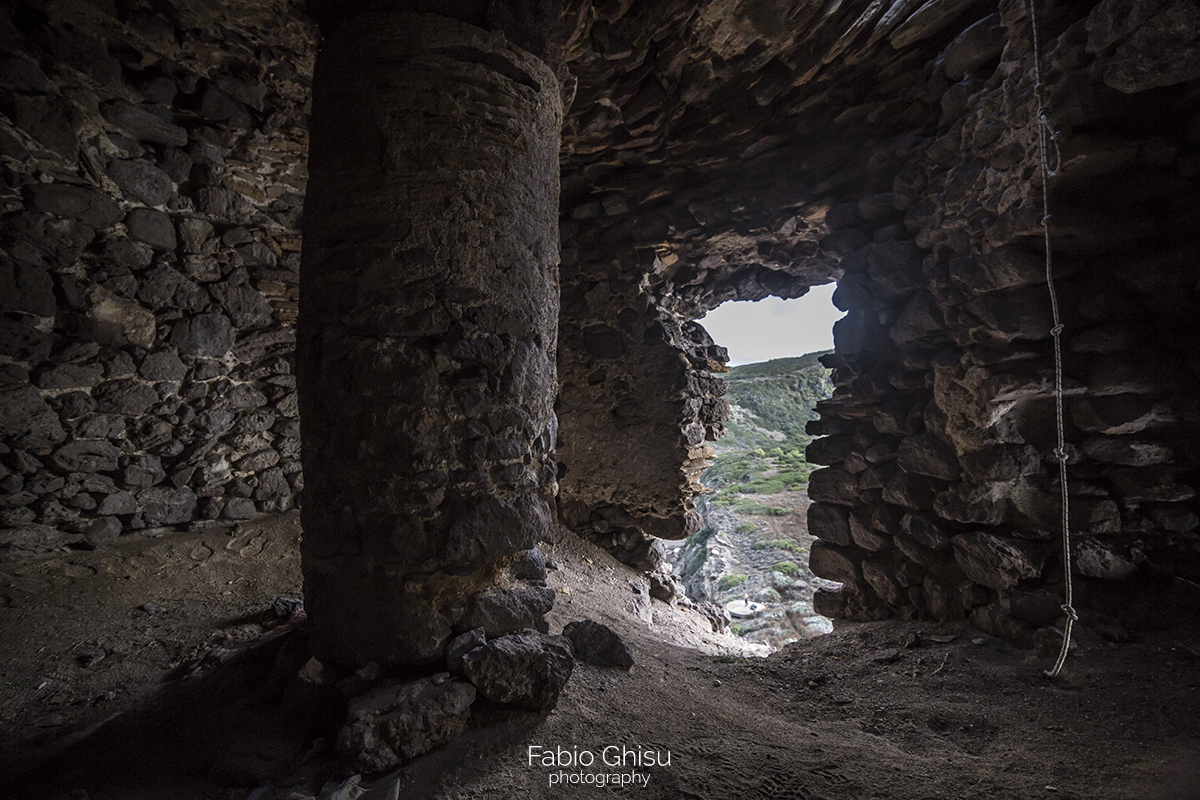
xmin=1026 ymin=0 xmax=1075 ymax=679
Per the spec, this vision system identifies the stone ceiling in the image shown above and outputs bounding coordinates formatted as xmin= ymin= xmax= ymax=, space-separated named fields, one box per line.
xmin=558 ymin=0 xmax=1007 ymax=312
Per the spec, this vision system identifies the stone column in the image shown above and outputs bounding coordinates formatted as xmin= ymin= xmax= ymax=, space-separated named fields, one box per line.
xmin=298 ymin=12 xmax=562 ymax=667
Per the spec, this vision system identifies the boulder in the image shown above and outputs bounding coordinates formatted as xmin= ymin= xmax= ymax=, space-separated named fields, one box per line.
xmin=82 ymin=516 xmax=122 ymax=549
xmin=562 ymin=620 xmax=634 ymax=669
xmin=336 ymin=677 xmax=476 ymax=772
xmin=462 ymin=632 xmax=574 ymax=712
xmin=459 ymin=585 xmax=554 ymax=637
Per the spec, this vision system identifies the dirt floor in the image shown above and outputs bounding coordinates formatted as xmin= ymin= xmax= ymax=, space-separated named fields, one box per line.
xmin=1 ymin=512 xmax=1199 ymax=800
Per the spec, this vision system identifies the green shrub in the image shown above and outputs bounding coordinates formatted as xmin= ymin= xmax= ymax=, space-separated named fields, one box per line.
xmin=711 ymin=654 xmax=748 ymax=664
xmin=684 ymin=525 xmax=714 ymax=548
xmin=718 ymin=574 xmax=748 ymax=591
xmin=734 ymin=522 xmax=757 ymax=534
xmin=773 ymin=561 xmax=799 ymax=576
xmin=730 ymin=624 xmax=749 ymax=637
xmin=732 ymin=500 xmax=790 ymax=516
xmin=682 ymin=548 xmax=707 ymax=578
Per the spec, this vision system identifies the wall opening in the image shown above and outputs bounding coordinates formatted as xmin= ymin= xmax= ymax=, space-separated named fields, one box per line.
xmin=667 ymin=286 xmax=845 ymax=650
xmin=699 ymin=284 xmax=843 ymax=366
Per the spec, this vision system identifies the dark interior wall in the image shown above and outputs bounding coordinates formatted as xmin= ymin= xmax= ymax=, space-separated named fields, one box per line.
xmin=555 ymin=233 xmax=728 ymax=579
xmin=805 ymin=0 xmax=1200 ymax=640
xmin=0 ymin=0 xmax=316 ymax=561
xmin=553 ymin=0 xmax=1200 ymax=639
xmin=1 ymin=0 xmax=1197 ymax=646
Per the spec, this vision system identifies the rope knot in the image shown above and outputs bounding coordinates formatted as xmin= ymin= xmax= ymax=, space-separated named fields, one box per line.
xmin=1062 ymin=604 xmax=1079 ymax=622
xmin=1050 ymin=324 xmax=1064 ymax=336
xmin=1053 ymin=445 xmax=1068 ymax=461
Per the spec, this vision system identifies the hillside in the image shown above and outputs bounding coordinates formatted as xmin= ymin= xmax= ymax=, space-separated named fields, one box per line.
xmin=668 ymin=352 xmax=837 ymax=650
xmin=703 ymin=351 xmax=834 ymax=501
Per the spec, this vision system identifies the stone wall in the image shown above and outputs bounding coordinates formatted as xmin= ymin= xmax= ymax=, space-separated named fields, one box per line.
xmin=555 ymin=238 xmax=728 ymax=578
xmin=0 ymin=0 xmax=315 ymax=561
xmin=805 ymin=0 xmax=1200 ymax=641
xmin=2 ymin=0 xmax=1197 ymax=647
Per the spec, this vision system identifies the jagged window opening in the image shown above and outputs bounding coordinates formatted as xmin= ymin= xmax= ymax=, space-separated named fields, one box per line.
xmin=700 ymin=284 xmax=843 ymax=366
xmin=668 ymin=286 xmax=844 ymax=650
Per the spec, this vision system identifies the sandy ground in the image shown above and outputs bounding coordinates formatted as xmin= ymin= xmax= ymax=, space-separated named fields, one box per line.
xmin=1 ymin=512 xmax=1199 ymax=800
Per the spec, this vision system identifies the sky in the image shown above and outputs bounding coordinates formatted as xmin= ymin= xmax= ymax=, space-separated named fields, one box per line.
xmin=697 ymin=283 xmax=843 ymax=366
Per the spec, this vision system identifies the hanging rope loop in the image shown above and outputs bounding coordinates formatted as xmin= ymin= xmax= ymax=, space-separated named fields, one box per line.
xmin=1025 ymin=0 xmax=1075 ymax=680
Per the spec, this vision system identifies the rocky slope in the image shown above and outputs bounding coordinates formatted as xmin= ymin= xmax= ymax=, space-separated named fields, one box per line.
xmin=668 ymin=353 xmax=837 ymax=649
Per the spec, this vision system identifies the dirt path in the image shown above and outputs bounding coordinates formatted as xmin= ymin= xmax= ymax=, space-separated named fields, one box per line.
xmin=1 ymin=513 xmax=1198 ymax=800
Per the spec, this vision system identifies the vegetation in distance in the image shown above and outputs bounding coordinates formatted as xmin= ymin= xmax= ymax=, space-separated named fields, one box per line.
xmin=700 ymin=351 xmax=833 ymax=508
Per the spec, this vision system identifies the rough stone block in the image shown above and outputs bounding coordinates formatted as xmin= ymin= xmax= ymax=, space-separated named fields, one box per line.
xmin=1086 ymin=0 xmax=1200 ymax=92
xmin=943 ymin=13 xmax=1006 ymax=80
xmin=462 ymin=632 xmax=574 ymax=712
xmin=562 ymin=620 xmax=634 ymax=669
xmin=139 ymin=350 xmax=187 ymax=382
xmin=82 ymin=286 xmax=156 ymax=350
xmin=1075 ymin=540 xmax=1140 ymax=580
xmin=849 ymin=513 xmax=889 ymax=551
xmin=82 ymin=516 xmax=122 ymax=549
xmin=100 ymin=100 xmax=188 ymax=147
xmin=1070 ymin=396 xmax=1175 ymax=435
xmin=170 ymin=313 xmax=234 ymax=357
xmin=1081 ymin=436 xmax=1173 ymax=466
xmin=948 ymin=248 xmax=1044 ymax=295
xmin=212 ymin=285 xmax=274 ymax=329
xmin=808 ymin=467 xmax=862 ymax=506
xmin=443 ymin=493 xmax=552 ymax=566
xmin=897 ymin=433 xmax=960 ymax=480
xmin=107 ymin=158 xmax=173 ymax=207
xmin=94 ymin=380 xmax=158 ymax=415
xmin=968 ymin=603 xmax=1036 ymax=648
xmin=459 ymin=585 xmax=554 ymax=638
xmin=139 ymin=486 xmax=198 ymax=525
xmin=336 ymin=677 xmax=476 ymax=772
xmin=125 ymin=208 xmax=177 ymax=250
xmin=809 ymin=540 xmax=862 ymax=584
xmin=951 ymin=532 xmax=1045 ymax=591
xmin=445 ymin=628 xmax=486 ymax=677
xmin=808 ymin=502 xmax=853 ymax=546
xmin=862 ymin=559 xmax=905 ymax=606
xmin=27 ymin=183 xmax=121 ymax=229
xmin=177 ymin=217 xmax=215 ymax=254
xmin=52 ymin=439 xmax=120 ymax=473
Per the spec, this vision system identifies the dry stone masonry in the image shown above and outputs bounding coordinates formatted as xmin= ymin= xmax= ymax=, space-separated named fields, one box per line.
xmin=803 ymin=0 xmax=1200 ymax=641
xmin=0 ymin=0 xmax=314 ymax=562
xmin=551 ymin=0 xmax=1200 ymax=645
xmin=1 ymin=0 xmax=1198 ymax=671
xmin=298 ymin=7 xmax=564 ymax=667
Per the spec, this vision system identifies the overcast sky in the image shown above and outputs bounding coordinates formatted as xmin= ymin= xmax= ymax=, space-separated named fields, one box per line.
xmin=697 ymin=283 xmax=843 ymax=366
